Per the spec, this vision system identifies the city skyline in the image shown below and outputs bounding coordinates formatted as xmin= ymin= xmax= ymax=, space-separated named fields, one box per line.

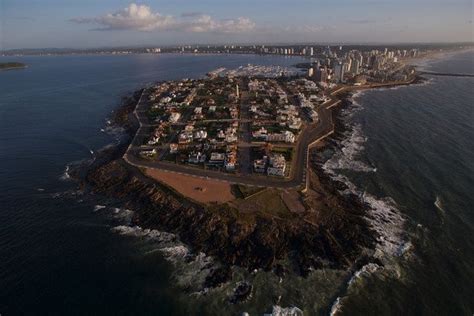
xmin=1 ymin=0 xmax=473 ymax=50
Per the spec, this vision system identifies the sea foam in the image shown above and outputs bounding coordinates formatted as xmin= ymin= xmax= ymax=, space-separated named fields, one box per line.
xmin=265 ymin=305 xmax=304 ymax=316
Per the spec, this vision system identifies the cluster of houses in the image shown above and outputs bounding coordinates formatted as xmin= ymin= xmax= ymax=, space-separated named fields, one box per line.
xmin=276 ymin=104 xmax=303 ymax=130
xmin=247 ymin=79 xmax=303 ymax=145
xmin=252 ymin=128 xmax=296 ymax=143
xmin=185 ymin=145 xmax=237 ymax=171
xmin=141 ymin=76 xmax=301 ymax=178
xmin=147 ymin=124 xmax=169 ymax=145
xmin=285 ymin=79 xmax=333 ymax=122
xmin=146 ymin=78 xmax=242 ymax=172
xmin=253 ymin=153 xmax=287 ymax=177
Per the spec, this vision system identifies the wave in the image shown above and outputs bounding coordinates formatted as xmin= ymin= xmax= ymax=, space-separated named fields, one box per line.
xmin=110 ymin=207 xmax=134 ymax=222
xmin=111 ymin=225 xmax=215 ymax=288
xmin=93 ymin=205 xmax=106 ymax=212
xmin=329 ymin=262 xmax=384 ymax=316
xmin=112 ymin=225 xmax=177 ymax=244
xmin=60 ymin=165 xmax=71 ymax=180
xmin=160 ymin=245 xmax=190 ymax=262
xmin=322 ymin=101 xmax=408 ymax=260
xmin=322 ymin=124 xmax=376 ymax=174
xmin=268 ymin=305 xmax=304 ymax=316
xmin=102 ymin=124 xmax=127 ymax=142
xmin=319 ymin=92 xmax=415 ymax=312
xmin=434 ymin=195 xmax=444 ymax=212
xmin=361 ymin=193 xmax=407 ymax=259
xmin=329 ymin=297 xmax=343 ymax=316
xmin=347 ymin=263 xmax=383 ymax=287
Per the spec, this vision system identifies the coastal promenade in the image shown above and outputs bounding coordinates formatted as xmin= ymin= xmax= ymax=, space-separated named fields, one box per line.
xmin=123 ymin=76 xmax=418 ymax=189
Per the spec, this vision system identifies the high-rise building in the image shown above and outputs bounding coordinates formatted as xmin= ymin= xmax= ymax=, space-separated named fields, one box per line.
xmin=309 ymin=47 xmax=314 ymax=56
xmin=308 ymin=68 xmax=314 ymax=77
xmin=333 ymin=63 xmax=343 ymax=82
xmin=341 ymin=63 xmax=348 ymax=82
xmin=315 ymin=68 xmax=328 ymax=83
xmin=351 ymin=59 xmax=360 ymax=74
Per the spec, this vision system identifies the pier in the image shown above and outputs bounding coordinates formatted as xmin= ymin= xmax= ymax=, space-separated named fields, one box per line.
xmin=419 ymin=71 xmax=474 ymax=78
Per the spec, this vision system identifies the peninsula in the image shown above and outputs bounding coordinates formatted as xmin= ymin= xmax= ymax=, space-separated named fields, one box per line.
xmin=77 ymin=45 xmax=442 ymax=296
xmin=0 ymin=62 xmax=26 ymax=70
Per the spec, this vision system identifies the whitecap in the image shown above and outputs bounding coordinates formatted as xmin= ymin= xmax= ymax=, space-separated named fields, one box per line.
xmin=329 ymin=297 xmax=343 ymax=316
xmin=160 ymin=245 xmax=190 ymax=262
xmin=111 ymin=225 xmax=177 ymax=244
xmin=111 ymin=225 xmax=216 ymax=290
xmin=60 ymin=165 xmax=71 ymax=180
xmin=93 ymin=205 xmax=106 ymax=212
xmin=321 ymin=105 xmax=408 ymax=260
xmin=361 ymin=192 xmax=406 ymax=259
xmin=434 ymin=195 xmax=444 ymax=212
xmin=266 ymin=305 xmax=304 ymax=316
xmin=322 ymin=124 xmax=375 ymax=174
xmin=110 ymin=207 xmax=134 ymax=222
xmin=347 ymin=263 xmax=383 ymax=287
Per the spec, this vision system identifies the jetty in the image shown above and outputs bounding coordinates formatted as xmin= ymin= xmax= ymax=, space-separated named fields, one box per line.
xmin=419 ymin=71 xmax=474 ymax=78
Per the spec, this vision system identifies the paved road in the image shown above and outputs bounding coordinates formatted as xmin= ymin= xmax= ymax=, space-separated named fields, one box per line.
xmin=238 ymin=89 xmax=252 ymax=175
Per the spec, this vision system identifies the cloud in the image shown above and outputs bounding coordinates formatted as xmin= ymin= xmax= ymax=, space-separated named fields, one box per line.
xmin=70 ymin=3 xmax=255 ymax=33
xmin=184 ymin=15 xmax=256 ymax=33
xmin=12 ymin=16 xmax=35 ymax=21
xmin=279 ymin=24 xmax=333 ymax=33
xmin=349 ymin=19 xmax=376 ymax=24
xmin=70 ymin=3 xmax=175 ymax=31
xmin=181 ymin=12 xmax=204 ymax=18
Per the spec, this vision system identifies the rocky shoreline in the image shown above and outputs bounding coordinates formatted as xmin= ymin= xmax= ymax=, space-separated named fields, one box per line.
xmin=72 ymin=87 xmax=381 ymax=290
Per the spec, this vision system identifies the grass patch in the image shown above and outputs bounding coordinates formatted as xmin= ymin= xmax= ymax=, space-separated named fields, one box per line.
xmin=231 ymin=188 xmax=291 ymax=219
xmin=272 ymin=147 xmax=294 ymax=161
xmin=231 ymin=184 xmax=265 ymax=199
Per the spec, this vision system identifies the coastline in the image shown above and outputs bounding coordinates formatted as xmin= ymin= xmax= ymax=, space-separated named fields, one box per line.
xmin=0 ymin=62 xmax=27 ymax=71
xmin=71 ymin=72 xmax=426 ymax=285
xmin=72 ymin=85 xmax=381 ymax=283
xmin=403 ymin=47 xmax=474 ymax=68
xmin=0 ymin=65 xmax=27 ymax=71
xmin=2 ymin=47 xmax=471 ymax=315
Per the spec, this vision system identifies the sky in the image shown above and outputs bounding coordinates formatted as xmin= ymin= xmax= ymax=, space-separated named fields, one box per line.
xmin=0 ymin=0 xmax=473 ymax=49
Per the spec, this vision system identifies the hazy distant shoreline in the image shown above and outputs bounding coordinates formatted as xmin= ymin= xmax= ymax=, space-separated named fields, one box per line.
xmin=0 ymin=62 xmax=27 ymax=71
xmin=405 ymin=47 xmax=474 ymax=68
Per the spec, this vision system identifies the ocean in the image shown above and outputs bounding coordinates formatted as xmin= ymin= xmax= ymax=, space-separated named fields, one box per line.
xmin=322 ymin=50 xmax=474 ymax=315
xmin=0 ymin=51 xmax=473 ymax=315
xmin=0 ymin=54 xmax=303 ymax=315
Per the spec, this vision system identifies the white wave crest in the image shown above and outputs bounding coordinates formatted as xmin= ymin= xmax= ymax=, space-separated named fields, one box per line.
xmin=112 ymin=225 xmax=177 ymax=244
xmin=111 ymin=225 xmax=217 ymax=289
xmin=322 ymin=124 xmax=376 ymax=174
xmin=267 ymin=305 xmax=304 ymax=316
xmin=93 ymin=205 xmax=106 ymax=212
xmin=160 ymin=245 xmax=190 ymax=261
xmin=329 ymin=297 xmax=343 ymax=316
xmin=111 ymin=207 xmax=134 ymax=222
xmin=321 ymin=105 xmax=407 ymax=260
xmin=347 ymin=263 xmax=383 ymax=287
xmin=361 ymin=193 xmax=407 ymax=259
xmin=60 ymin=165 xmax=71 ymax=180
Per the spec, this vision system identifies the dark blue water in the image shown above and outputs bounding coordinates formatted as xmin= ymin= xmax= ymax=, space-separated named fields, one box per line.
xmin=0 ymin=54 xmax=303 ymax=315
xmin=335 ymin=51 xmax=474 ymax=315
